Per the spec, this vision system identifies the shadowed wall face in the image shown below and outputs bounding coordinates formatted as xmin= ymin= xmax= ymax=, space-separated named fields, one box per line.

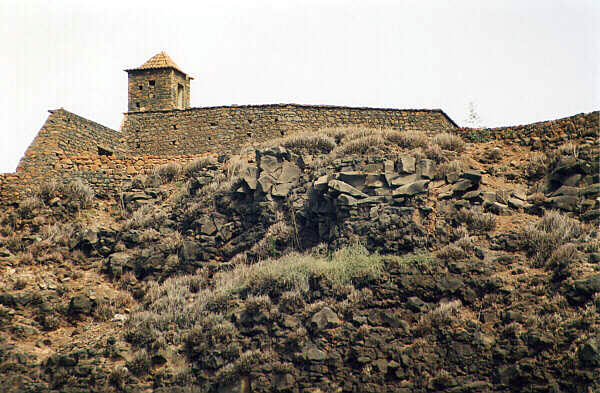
xmin=127 ymin=68 xmax=191 ymax=112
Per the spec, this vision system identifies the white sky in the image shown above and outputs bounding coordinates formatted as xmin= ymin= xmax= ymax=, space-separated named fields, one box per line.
xmin=1 ymin=0 xmax=598 ymax=173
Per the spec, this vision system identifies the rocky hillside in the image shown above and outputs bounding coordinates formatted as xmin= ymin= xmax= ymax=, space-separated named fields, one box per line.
xmin=0 ymin=125 xmax=598 ymax=393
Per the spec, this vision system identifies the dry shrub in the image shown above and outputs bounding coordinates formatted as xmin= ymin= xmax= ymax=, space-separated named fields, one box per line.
xmin=17 ymin=196 xmax=44 ymax=218
xmin=525 ymin=152 xmax=548 ymax=179
xmin=557 ymin=142 xmax=579 ymax=158
xmin=124 ymin=205 xmax=168 ymax=230
xmin=269 ymin=132 xmax=336 ymax=154
xmin=437 ymin=236 xmax=474 ymax=261
xmin=63 ymin=179 xmax=94 ymax=209
xmin=34 ymin=180 xmax=60 ymax=203
xmin=224 ymin=156 xmax=248 ymax=177
xmin=152 ymin=162 xmax=182 ymax=183
xmin=415 ymin=299 xmax=462 ymax=336
xmin=455 ymin=207 xmax=496 ymax=233
xmin=184 ymin=156 xmax=218 ymax=177
xmin=521 ymin=210 xmax=586 ymax=267
xmin=425 ymin=143 xmax=445 ymax=163
xmin=393 ymin=130 xmax=430 ymax=149
xmin=435 ymin=159 xmax=468 ymax=180
xmin=249 ymin=221 xmax=296 ymax=260
xmin=433 ymin=132 xmax=465 ymax=152
xmin=546 ymin=243 xmax=579 ymax=279
xmin=330 ymin=134 xmax=386 ymax=157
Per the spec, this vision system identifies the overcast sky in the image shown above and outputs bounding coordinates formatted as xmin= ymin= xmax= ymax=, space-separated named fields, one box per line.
xmin=1 ymin=0 xmax=598 ymax=173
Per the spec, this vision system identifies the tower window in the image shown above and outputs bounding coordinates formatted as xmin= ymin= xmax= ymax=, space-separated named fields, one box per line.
xmin=138 ymin=85 xmax=143 ymax=90
xmin=172 ymin=124 xmax=177 ymax=130
xmin=177 ymin=84 xmax=184 ymax=108
xmin=136 ymin=102 xmax=140 ymax=109
xmin=149 ymin=80 xmax=155 ymax=87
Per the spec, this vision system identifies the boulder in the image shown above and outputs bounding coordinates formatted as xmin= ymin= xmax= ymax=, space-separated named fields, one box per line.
xmin=578 ymin=339 xmax=600 ymax=367
xmin=461 ymin=170 xmax=482 ymax=183
xmin=390 ymin=174 xmax=419 ymax=188
xmin=337 ymin=172 xmax=367 ymax=188
xmin=416 ymin=159 xmax=435 ymax=179
xmin=68 ymin=294 xmax=95 ymax=316
xmin=398 ymin=155 xmax=416 ymax=174
xmin=548 ymin=195 xmax=579 ymax=212
xmin=310 ymin=307 xmax=341 ymax=331
xmin=257 ymin=173 xmax=275 ymax=194
xmin=328 ymin=180 xmax=367 ymax=198
xmin=566 ymin=273 xmax=600 ymax=304
xmin=258 ymin=154 xmax=280 ymax=174
xmin=314 ymin=175 xmax=329 ymax=192
xmin=197 ymin=216 xmax=217 ymax=236
xmin=392 ymin=180 xmax=430 ymax=197
xmin=272 ymin=183 xmax=293 ymax=198
xmin=452 ymin=179 xmax=475 ymax=194
xmin=277 ymin=162 xmax=301 ymax=184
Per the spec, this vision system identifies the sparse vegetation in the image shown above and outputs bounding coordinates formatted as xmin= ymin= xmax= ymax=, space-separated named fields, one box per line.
xmin=521 ymin=210 xmax=587 ymax=267
xmin=433 ymin=132 xmax=465 ymax=152
xmin=184 ymin=156 xmax=218 ymax=177
xmin=152 ymin=162 xmax=182 ymax=183
xmin=455 ymin=207 xmax=496 ymax=233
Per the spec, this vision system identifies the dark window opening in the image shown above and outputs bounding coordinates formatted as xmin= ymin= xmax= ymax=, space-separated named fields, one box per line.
xmin=97 ymin=146 xmax=113 ymax=156
xmin=136 ymin=143 xmax=141 ymax=148
xmin=138 ymin=85 xmax=143 ymax=90
xmin=274 ymin=117 xmax=278 ymax=122
xmin=248 ymin=119 xmax=252 ymax=124
xmin=246 ymin=132 xmax=252 ymax=137
xmin=149 ymin=80 xmax=155 ymax=87
xmin=280 ymin=130 xmax=285 ymax=136
xmin=136 ymin=102 xmax=140 ymax=109
xmin=208 ymin=136 xmax=212 ymax=141
xmin=210 ymin=122 xmax=217 ymax=126
xmin=171 ymin=140 xmax=177 ymax=145
xmin=172 ymin=124 xmax=177 ymax=130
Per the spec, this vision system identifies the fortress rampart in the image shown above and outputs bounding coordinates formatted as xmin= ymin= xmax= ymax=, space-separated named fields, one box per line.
xmin=122 ymin=104 xmax=457 ymax=156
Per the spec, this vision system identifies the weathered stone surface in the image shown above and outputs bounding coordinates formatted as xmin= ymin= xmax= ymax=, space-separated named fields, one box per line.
xmin=392 ymin=180 xmax=429 ymax=197
xmin=259 ymin=154 xmax=280 ymax=173
xmin=310 ymin=307 xmax=341 ymax=331
xmin=277 ymin=162 xmax=301 ymax=184
xmin=390 ymin=174 xmax=419 ymax=188
xmin=461 ymin=170 xmax=482 ymax=183
xmin=398 ymin=155 xmax=416 ymax=174
xmin=314 ymin=175 xmax=329 ymax=192
xmin=337 ymin=172 xmax=367 ymax=188
xmin=416 ymin=159 xmax=435 ymax=179
xmin=257 ymin=173 xmax=275 ymax=194
xmin=68 ymin=294 xmax=94 ymax=316
xmin=272 ymin=183 xmax=293 ymax=198
xmin=578 ymin=339 xmax=600 ymax=367
xmin=328 ymin=180 xmax=367 ymax=198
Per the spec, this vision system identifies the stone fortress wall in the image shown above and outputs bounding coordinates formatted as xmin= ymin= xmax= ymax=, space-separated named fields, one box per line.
xmin=1 ymin=105 xmax=597 ymax=206
xmin=123 ymin=104 xmax=457 ymax=156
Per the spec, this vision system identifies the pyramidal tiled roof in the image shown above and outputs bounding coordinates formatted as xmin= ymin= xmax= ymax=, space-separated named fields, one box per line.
xmin=127 ymin=52 xmax=187 ymax=74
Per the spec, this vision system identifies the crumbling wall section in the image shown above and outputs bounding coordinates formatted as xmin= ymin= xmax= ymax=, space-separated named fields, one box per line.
xmin=457 ymin=111 xmax=599 ymax=142
xmin=16 ymin=108 xmax=126 ymax=175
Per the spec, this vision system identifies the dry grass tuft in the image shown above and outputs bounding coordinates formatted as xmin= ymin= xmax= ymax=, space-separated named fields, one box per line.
xmin=455 ymin=207 xmax=496 ymax=233
xmin=152 ymin=162 xmax=182 ymax=183
xmin=433 ymin=132 xmax=465 ymax=152
xmin=184 ymin=156 xmax=218 ymax=177
xmin=268 ymin=132 xmax=337 ymax=154
xmin=521 ymin=210 xmax=586 ymax=267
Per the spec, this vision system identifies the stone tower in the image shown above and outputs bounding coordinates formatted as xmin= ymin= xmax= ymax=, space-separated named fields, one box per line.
xmin=125 ymin=52 xmax=192 ymax=112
